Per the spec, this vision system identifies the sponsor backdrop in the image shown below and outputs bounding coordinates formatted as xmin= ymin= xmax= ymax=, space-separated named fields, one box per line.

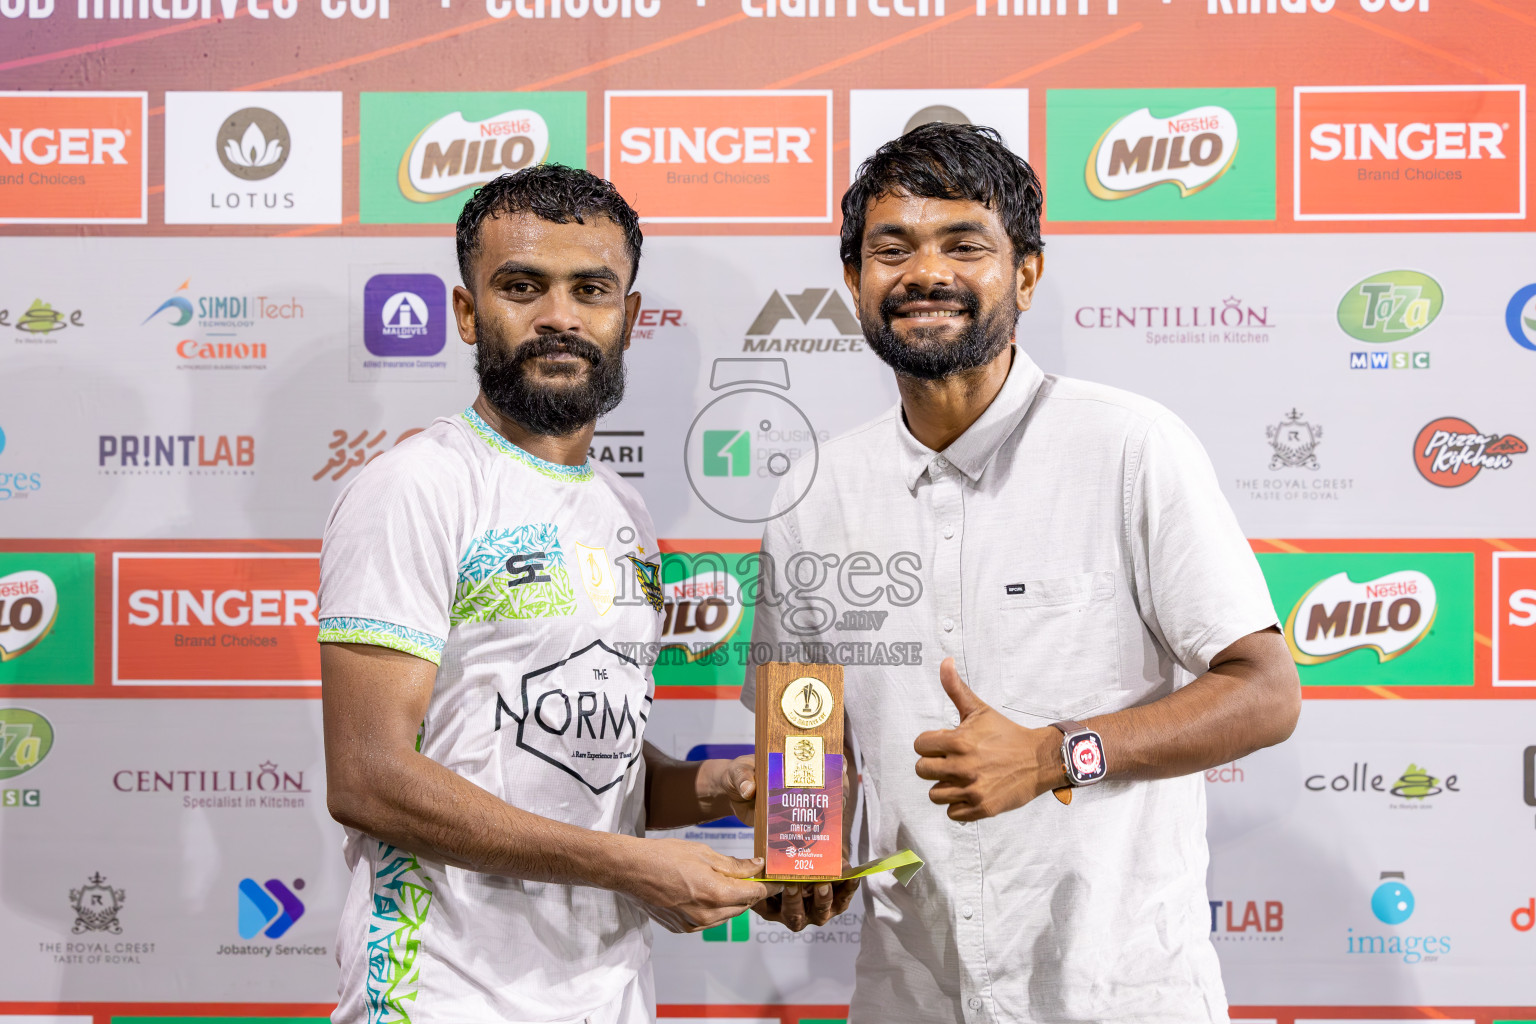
xmin=2 ymin=2 xmax=1535 ymax=1021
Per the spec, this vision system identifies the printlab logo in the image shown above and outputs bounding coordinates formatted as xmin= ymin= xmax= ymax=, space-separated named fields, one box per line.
xmin=3 ymin=298 xmax=83 ymax=344
xmin=237 ymin=877 xmax=305 ymax=939
xmin=216 ymin=107 xmax=289 ymax=180
xmin=1209 ymin=899 xmax=1283 ymax=941
xmin=742 ymin=287 xmax=863 ymax=354
xmin=1267 ymin=408 xmax=1321 ymax=470
xmin=313 ymin=427 xmax=424 ymax=482
xmin=97 ymin=433 xmax=255 ymax=475
xmin=70 ymin=873 xmax=125 ymax=934
xmin=1505 ymin=284 xmax=1536 ymax=352
xmin=1349 ymin=871 xmax=1450 ymax=965
xmin=1413 ymin=416 xmax=1527 ymax=487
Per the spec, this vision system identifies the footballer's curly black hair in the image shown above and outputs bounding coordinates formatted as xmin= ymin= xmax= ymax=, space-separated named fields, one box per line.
xmin=839 ymin=122 xmax=1044 ymax=269
xmin=455 ymin=164 xmax=643 ymax=289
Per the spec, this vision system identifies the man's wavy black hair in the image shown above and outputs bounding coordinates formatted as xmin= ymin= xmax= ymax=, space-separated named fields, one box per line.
xmin=839 ymin=122 xmax=1044 ymax=269
xmin=455 ymin=164 xmax=643 ymax=289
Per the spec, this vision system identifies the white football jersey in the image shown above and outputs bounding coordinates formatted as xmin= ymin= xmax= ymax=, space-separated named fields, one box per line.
xmin=319 ymin=407 xmax=665 ymax=1024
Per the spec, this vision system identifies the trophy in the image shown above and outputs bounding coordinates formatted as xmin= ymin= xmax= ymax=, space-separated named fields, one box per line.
xmin=754 ymin=662 xmax=844 ymax=882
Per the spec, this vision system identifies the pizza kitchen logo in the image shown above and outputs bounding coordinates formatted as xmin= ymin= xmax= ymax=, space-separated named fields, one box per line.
xmin=1413 ymin=416 xmax=1526 ymax=488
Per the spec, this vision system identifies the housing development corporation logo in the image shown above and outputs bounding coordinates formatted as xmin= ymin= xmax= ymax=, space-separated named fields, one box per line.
xmin=0 ymin=92 xmax=146 ymax=224
xmin=237 ymin=877 xmax=305 ymax=939
xmin=1259 ymin=551 xmax=1472 ymax=687
xmin=1348 ymin=871 xmax=1450 ymax=965
xmin=1296 ymin=85 xmax=1526 ymax=221
xmin=360 ymin=92 xmax=586 ymax=224
xmin=1413 ymin=417 xmax=1526 ymax=487
xmin=606 ymin=91 xmax=833 ymax=224
xmin=1046 ymin=88 xmax=1275 ymax=222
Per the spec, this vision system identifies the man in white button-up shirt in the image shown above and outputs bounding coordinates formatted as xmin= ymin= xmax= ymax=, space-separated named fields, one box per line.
xmin=742 ymin=123 xmax=1301 ymax=1022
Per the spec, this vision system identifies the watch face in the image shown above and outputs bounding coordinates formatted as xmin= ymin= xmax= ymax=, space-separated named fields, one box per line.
xmin=1066 ymin=733 xmax=1106 ymax=783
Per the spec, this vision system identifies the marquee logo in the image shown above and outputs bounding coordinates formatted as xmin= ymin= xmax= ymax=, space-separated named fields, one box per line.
xmin=397 ymin=109 xmax=550 ymax=203
xmin=1087 ymin=105 xmax=1239 ymax=200
xmin=1493 ymin=552 xmax=1536 ymax=686
xmin=605 ymin=91 xmax=833 ymax=223
xmin=0 ymin=92 xmax=146 ymax=224
xmin=1413 ymin=416 xmax=1526 ymax=487
xmin=1283 ymin=569 xmax=1435 ymax=665
xmin=1336 ymin=270 xmax=1443 ymax=343
xmin=215 ymin=107 xmax=289 ymax=181
xmin=1046 ymin=88 xmax=1275 ymax=222
xmin=1295 ymin=85 xmax=1525 ymax=221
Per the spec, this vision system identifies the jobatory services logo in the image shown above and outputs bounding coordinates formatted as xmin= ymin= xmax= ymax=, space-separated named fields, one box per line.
xmin=1295 ymin=85 xmax=1525 ymax=221
xmin=1259 ymin=551 xmax=1473 ymax=687
xmin=1413 ymin=417 xmax=1526 ymax=487
xmin=847 ymin=89 xmax=1028 ymax=175
xmin=4 ymin=297 xmax=83 ymax=345
xmin=1348 ymin=871 xmax=1449 ymax=965
xmin=0 ymin=91 xmax=146 ymax=223
xmin=141 ymin=277 xmax=304 ymax=370
xmin=1493 ymin=551 xmax=1536 ymax=686
xmin=360 ymin=92 xmax=586 ymax=224
xmin=1504 ymin=284 xmax=1536 ymax=351
xmin=164 ymin=92 xmax=343 ymax=225
xmin=1045 ymin=88 xmax=1276 ymax=222
xmin=237 ymin=877 xmax=305 ymax=939
xmin=605 ymin=90 xmax=833 ymax=223
xmin=0 ymin=553 xmax=94 ymax=686
xmin=0 ymin=706 xmax=53 ymax=809
xmin=112 ymin=552 xmax=321 ymax=686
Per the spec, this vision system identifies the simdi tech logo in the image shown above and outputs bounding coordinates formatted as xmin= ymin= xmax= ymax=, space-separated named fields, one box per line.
xmin=0 ymin=91 xmax=146 ymax=224
xmin=163 ymin=91 xmax=343 ymax=225
xmin=0 ymin=553 xmax=95 ymax=686
xmin=142 ymin=277 xmax=304 ymax=370
xmin=605 ymin=91 xmax=834 ymax=223
xmin=1295 ymin=85 xmax=1525 ymax=221
xmin=112 ymin=552 xmax=321 ymax=686
xmin=360 ymin=92 xmax=586 ymax=224
xmin=1494 ymin=551 xmax=1536 ymax=686
xmin=1258 ymin=551 xmax=1472 ymax=687
xmin=1045 ymin=88 xmax=1276 ymax=222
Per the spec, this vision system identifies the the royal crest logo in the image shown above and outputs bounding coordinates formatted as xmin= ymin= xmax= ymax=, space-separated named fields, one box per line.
xmin=1413 ymin=416 xmax=1527 ymax=487
xmin=1284 ymin=569 xmax=1437 ymax=665
xmin=627 ymin=554 xmax=663 ymax=612
xmin=1087 ymin=104 xmax=1240 ymax=200
xmin=1267 ymin=408 xmax=1322 ymax=470
xmin=71 ymin=873 xmax=125 ymax=934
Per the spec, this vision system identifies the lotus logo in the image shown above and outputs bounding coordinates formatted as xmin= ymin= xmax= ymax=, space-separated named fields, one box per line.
xmin=398 ymin=110 xmax=550 ymax=203
xmin=215 ymin=108 xmax=290 ymax=182
xmin=0 ymin=570 xmax=59 ymax=661
xmin=1284 ymin=569 xmax=1436 ymax=665
xmin=1337 ymin=270 xmax=1443 ymax=343
xmin=1086 ymin=105 xmax=1239 ymax=200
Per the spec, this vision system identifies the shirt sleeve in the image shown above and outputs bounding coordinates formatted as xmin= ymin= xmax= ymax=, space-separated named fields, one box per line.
xmin=317 ymin=451 xmax=460 ymax=666
xmin=1130 ymin=411 xmax=1278 ymax=677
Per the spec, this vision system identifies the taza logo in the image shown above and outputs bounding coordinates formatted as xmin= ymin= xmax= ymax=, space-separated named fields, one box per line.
xmin=215 ymin=107 xmax=289 ymax=181
xmin=0 ymin=707 xmax=53 ymax=779
xmin=1336 ymin=270 xmax=1443 ymax=342
xmin=1284 ymin=569 xmax=1435 ymax=664
xmin=1413 ymin=416 xmax=1526 ymax=487
xmin=1087 ymin=105 xmax=1238 ymax=200
xmin=398 ymin=109 xmax=549 ymax=203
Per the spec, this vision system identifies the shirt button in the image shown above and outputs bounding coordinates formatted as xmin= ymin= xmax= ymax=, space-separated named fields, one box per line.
xmin=942 ymin=617 xmax=954 ymax=632
xmin=943 ymin=525 xmax=954 ymax=539
xmin=968 ymin=997 xmax=982 ymax=1010
xmin=935 ymin=456 xmax=948 ymax=469
xmin=961 ymin=904 xmax=974 ymax=919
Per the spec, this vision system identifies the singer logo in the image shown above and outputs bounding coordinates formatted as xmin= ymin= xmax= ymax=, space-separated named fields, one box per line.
xmin=1494 ymin=552 xmax=1536 ymax=687
xmin=0 ymin=92 xmax=146 ymax=223
xmin=113 ymin=553 xmax=320 ymax=686
xmin=1295 ymin=86 xmax=1526 ymax=221
xmin=1284 ymin=570 xmax=1437 ymax=665
xmin=605 ymin=91 xmax=832 ymax=223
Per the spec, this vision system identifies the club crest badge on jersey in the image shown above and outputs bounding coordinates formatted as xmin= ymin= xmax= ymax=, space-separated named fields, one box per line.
xmin=574 ymin=542 xmax=616 ymax=616
xmin=627 ymin=554 xmax=663 ymax=612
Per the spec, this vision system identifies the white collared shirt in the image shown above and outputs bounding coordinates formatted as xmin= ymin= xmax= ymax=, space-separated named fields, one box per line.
xmin=742 ymin=348 xmax=1277 ymax=1024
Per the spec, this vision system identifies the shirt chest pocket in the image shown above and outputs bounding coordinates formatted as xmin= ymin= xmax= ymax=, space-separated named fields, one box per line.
xmin=987 ymin=570 xmax=1123 ymax=722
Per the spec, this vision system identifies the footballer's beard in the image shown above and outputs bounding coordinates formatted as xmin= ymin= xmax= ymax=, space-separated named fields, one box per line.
xmin=864 ymin=285 xmax=1016 ymax=381
xmin=474 ymin=325 xmax=627 ymax=437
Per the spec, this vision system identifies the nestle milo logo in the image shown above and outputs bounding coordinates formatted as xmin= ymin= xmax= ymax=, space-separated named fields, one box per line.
xmin=1337 ymin=270 xmax=1443 ymax=343
xmin=1284 ymin=569 xmax=1436 ymax=666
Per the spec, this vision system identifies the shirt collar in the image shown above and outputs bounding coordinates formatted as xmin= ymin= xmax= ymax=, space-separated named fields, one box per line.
xmin=894 ymin=346 xmax=1046 ymax=492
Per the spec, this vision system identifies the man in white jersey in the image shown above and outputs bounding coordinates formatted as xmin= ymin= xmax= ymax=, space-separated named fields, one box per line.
xmin=319 ymin=166 xmax=777 ymax=1024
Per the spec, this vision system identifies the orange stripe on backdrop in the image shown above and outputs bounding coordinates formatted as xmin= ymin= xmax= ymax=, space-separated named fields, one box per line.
xmin=0 ymin=11 xmax=245 ymax=74
xmin=518 ymin=10 xmax=752 ymax=91
xmin=1485 ymin=537 xmax=1521 ymax=551
xmin=762 ymin=5 xmax=975 ymax=89
xmin=987 ymin=21 xmax=1143 ymax=87
xmin=233 ymin=15 xmax=506 ymax=92
xmin=1327 ymin=8 xmax=1511 ymax=84
xmin=1466 ymin=0 xmax=1536 ymax=30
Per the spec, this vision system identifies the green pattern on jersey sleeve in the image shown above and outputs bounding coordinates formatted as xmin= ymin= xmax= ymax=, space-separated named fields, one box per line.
xmin=451 ymin=524 xmax=578 ymax=624
xmin=319 ymin=617 xmax=446 ymax=665
xmin=461 ymin=407 xmax=595 ymax=482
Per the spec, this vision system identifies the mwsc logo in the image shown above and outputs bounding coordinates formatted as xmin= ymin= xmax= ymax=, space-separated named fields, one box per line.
xmin=237 ymin=876 xmax=305 ymax=939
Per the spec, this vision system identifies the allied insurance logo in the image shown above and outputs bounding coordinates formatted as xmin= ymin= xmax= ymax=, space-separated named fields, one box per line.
xmin=359 ymin=92 xmax=586 ymax=225
xmin=1296 ymin=85 xmax=1525 ymax=221
xmin=112 ymin=552 xmax=320 ymax=686
xmin=1045 ymin=88 xmax=1276 ymax=222
xmin=1259 ymin=551 xmax=1473 ymax=688
xmin=0 ymin=92 xmax=147 ymax=224
xmin=606 ymin=91 xmax=833 ymax=224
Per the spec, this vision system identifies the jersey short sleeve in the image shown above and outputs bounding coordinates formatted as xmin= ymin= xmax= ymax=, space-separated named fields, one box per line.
xmin=318 ymin=440 xmax=465 ymax=665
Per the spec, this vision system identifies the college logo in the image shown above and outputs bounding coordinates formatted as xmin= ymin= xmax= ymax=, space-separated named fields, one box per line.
xmin=1413 ymin=417 xmax=1526 ymax=487
xmin=363 ymin=274 xmax=446 ymax=357
xmin=847 ymin=89 xmax=1029 ymax=177
xmin=1295 ymin=85 xmax=1525 ymax=221
xmin=1045 ymin=88 xmax=1276 ymax=222
xmin=0 ymin=92 xmax=146 ymax=223
xmin=113 ymin=553 xmax=320 ymax=686
xmin=1259 ymin=552 xmax=1472 ymax=687
xmin=1336 ymin=270 xmax=1442 ymax=343
xmin=0 ymin=707 xmax=53 ymax=781
xmin=1504 ymin=284 xmax=1536 ymax=351
xmin=0 ymin=554 xmax=94 ymax=686
xmin=605 ymin=91 xmax=833 ymax=223
xmin=1494 ymin=552 xmax=1536 ymax=686
xmin=70 ymin=873 xmax=125 ymax=934
xmin=1304 ymin=761 xmax=1461 ymax=804
xmin=237 ymin=877 xmax=305 ymax=939
xmin=360 ymin=92 xmax=585 ymax=224
xmin=163 ymin=92 xmax=342 ymax=224
xmin=1266 ymin=408 xmax=1321 ymax=470
xmin=4 ymin=298 xmax=83 ymax=345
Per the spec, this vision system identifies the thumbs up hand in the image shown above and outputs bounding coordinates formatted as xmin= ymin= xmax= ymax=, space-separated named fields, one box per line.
xmin=914 ymin=658 xmax=1067 ymax=821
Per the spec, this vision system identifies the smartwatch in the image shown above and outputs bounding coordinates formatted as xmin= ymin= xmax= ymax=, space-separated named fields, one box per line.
xmin=1049 ymin=720 xmax=1106 ymax=805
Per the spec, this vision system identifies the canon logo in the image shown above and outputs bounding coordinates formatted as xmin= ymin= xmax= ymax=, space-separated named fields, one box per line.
xmin=127 ymin=588 xmax=318 ymax=627
xmin=618 ymin=126 xmax=813 ymax=165
xmin=0 ymin=127 xmax=127 ymax=166
xmin=1309 ymin=122 xmax=1504 ymax=161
